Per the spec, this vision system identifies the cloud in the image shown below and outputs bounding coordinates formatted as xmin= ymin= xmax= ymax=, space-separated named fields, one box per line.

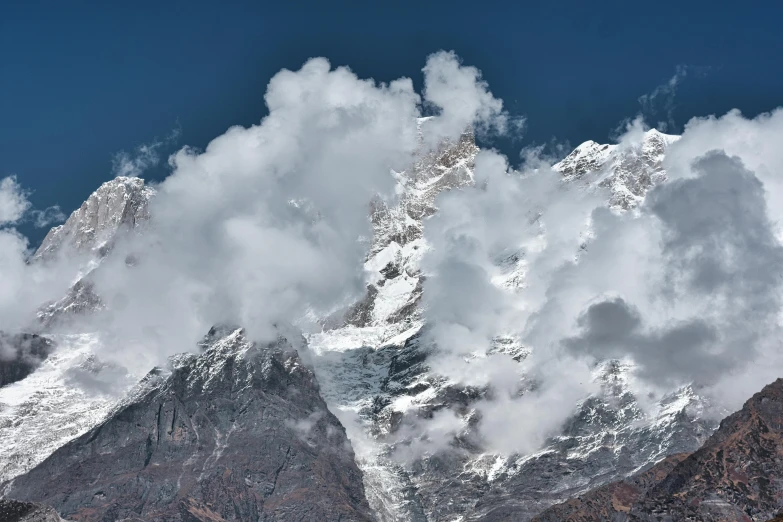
xmin=52 ymin=51 xmax=510 ymax=377
xmin=638 ymin=65 xmax=711 ymax=132
xmin=0 ymin=176 xmax=31 ymax=225
xmin=28 ymin=206 xmax=66 ymax=228
xmin=420 ymin=50 xmax=513 ymax=146
xmin=414 ymin=98 xmax=783 ymax=456
xmin=417 ymin=145 xmax=604 ymax=455
xmin=0 ymin=178 xmax=78 ymax=333
xmin=563 ymin=297 xmax=721 ymax=384
xmin=6 ymin=51 xmax=783 ymax=459
xmin=0 ymin=175 xmax=65 ymax=230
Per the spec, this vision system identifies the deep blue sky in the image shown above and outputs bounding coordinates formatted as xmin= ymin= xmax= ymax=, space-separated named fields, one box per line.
xmin=3 ymin=0 xmax=783 ymax=245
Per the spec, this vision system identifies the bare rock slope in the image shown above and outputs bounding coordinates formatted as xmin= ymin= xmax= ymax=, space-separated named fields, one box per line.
xmin=533 ymin=378 xmax=783 ymax=522
xmin=4 ymin=328 xmax=374 ymax=522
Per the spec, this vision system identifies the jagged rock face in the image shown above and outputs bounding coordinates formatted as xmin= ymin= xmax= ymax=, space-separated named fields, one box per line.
xmin=351 ymin=129 xmax=478 ymax=331
xmin=11 ymin=126 xmax=712 ymax=522
xmin=5 ymin=329 xmax=374 ymax=522
xmin=0 ymin=499 xmax=65 ymax=522
xmin=530 ymin=453 xmax=691 ymax=522
xmin=361 ymin=334 xmax=713 ymax=521
xmin=370 ymin=129 xmax=478 ymax=256
xmin=553 ymin=129 xmax=680 ymax=209
xmin=36 ymin=278 xmax=103 ymax=329
xmin=33 ymin=176 xmax=154 ymax=261
xmin=305 ymin=128 xmax=719 ymax=522
xmin=0 ymin=333 xmax=55 ymax=388
xmin=534 ymin=378 xmax=783 ymax=522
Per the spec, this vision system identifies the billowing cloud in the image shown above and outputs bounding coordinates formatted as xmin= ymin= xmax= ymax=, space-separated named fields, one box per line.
xmin=420 ymin=50 xmax=512 ymax=146
xmin=0 ymin=178 xmax=76 ymax=332
xmin=415 ymin=102 xmax=783 ymax=455
xmin=59 ymin=52 xmax=511 ymax=376
xmin=4 ymin=51 xmax=783 ymax=461
xmin=0 ymin=176 xmax=31 ymax=225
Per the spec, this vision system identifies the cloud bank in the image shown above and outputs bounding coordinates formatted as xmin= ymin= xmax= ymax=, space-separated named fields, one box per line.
xmin=416 ymin=107 xmax=783 ymax=455
xmin=46 ymin=51 xmax=508 ymax=375
xmin=4 ymin=51 xmax=783 ymax=461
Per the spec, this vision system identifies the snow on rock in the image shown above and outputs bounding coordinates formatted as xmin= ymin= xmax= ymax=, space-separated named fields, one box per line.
xmin=307 ymin=126 xmax=716 ymax=522
xmin=553 ymin=128 xmax=680 ymax=209
xmin=0 ymin=333 xmax=136 ymax=485
xmin=11 ymin=124 xmax=711 ymax=522
xmin=33 ymin=176 xmax=155 ymax=261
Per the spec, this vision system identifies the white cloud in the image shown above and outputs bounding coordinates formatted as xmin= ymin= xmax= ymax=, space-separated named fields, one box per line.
xmin=0 ymin=179 xmax=79 ymax=332
xmin=0 ymin=176 xmax=31 ymax=225
xmin=72 ymin=52 xmax=513 ymax=376
xmin=416 ymin=103 xmax=783 ymax=455
xmin=112 ymin=127 xmax=181 ymax=178
xmin=420 ymin=50 xmax=510 ymax=146
xmin=5 ymin=52 xmax=783 ymax=461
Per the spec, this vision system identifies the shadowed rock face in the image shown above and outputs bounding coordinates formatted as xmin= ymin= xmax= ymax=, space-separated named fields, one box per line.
xmin=533 ymin=378 xmax=783 ymax=522
xmin=4 ymin=329 xmax=374 ymax=522
xmin=0 ymin=333 xmax=56 ymax=388
xmin=0 ymin=499 xmax=64 ymax=521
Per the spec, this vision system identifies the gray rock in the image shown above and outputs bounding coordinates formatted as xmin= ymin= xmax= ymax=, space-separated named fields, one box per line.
xmin=0 ymin=499 xmax=66 ymax=521
xmin=5 ymin=328 xmax=374 ymax=522
xmin=33 ymin=176 xmax=154 ymax=262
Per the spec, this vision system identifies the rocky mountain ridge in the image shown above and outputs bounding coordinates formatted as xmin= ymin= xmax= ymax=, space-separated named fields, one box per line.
xmin=553 ymin=128 xmax=680 ymax=209
xmin=533 ymin=378 xmax=783 ymax=522
xmin=307 ymin=127 xmax=702 ymax=521
xmin=1 ymin=126 xmax=710 ymax=522
xmin=4 ymin=328 xmax=374 ymax=522
xmin=33 ymin=176 xmax=154 ymax=262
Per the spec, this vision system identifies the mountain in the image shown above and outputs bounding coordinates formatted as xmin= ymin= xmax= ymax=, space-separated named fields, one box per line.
xmin=2 ymin=126 xmax=711 ymax=522
xmin=533 ymin=378 xmax=783 ymax=521
xmin=553 ymin=128 xmax=680 ymax=209
xmin=3 ymin=327 xmax=374 ymax=522
xmin=0 ymin=499 xmax=65 ymax=521
xmin=306 ymin=127 xmax=708 ymax=521
xmin=0 ymin=333 xmax=138 ymax=485
xmin=33 ymin=176 xmax=155 ymax=262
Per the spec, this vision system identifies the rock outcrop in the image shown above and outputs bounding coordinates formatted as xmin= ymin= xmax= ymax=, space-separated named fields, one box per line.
xmin=33 ymin=176 xmax=154 ymax=262
xmin=4 ymin=328 xmax=374 ymax=522
xmin=533 ymin=378 xmax=783 ymax=522
xmin=553 ymin=128 xmax=680 ymax=209
xmin=0 ymin=333 xmax=55 ymax=388
xmin=0 ymin=499 xmax=65 ymax=521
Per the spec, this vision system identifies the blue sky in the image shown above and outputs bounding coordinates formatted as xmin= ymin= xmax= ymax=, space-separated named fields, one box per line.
xmin=3 ymin=0 xmax=783 ymax=245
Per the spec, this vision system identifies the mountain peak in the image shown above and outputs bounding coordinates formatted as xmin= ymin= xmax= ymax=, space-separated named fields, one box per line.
xmin=33 ymin=176 xmax=155 ymax=261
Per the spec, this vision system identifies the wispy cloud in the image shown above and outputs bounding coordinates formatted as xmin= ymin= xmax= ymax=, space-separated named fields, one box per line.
xmin=638 ymin=65 xmax=712 ymax=132
xmin=111 ymin=124 xmax=182 ymax=178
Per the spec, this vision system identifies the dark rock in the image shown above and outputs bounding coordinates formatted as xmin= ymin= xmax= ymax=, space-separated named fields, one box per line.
xmin=0 ymin=499 xmax=64 ymax=522
xmin=5 ymin=328 xmax=374 ymax=522
xmin=533 ymin=378 xmax=783 ymax=522
xmin=0 ymin=333 xmax=56 ymax=388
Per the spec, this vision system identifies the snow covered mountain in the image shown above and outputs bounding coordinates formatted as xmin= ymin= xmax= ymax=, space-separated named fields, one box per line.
xmin=0 ymin=333 xmax=136 ymax=484
xmin=306 ymin=127 xmax=711 ymax=521
xmin=553 ymin=128 xmax=680 ymax=209
xmin=2 ymin=127 xmax=717 ymax=521
xmin=33 ymin=176 xmax=155 ymax=262
xmin=534 ymin=378 xmax=783 ymax=521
